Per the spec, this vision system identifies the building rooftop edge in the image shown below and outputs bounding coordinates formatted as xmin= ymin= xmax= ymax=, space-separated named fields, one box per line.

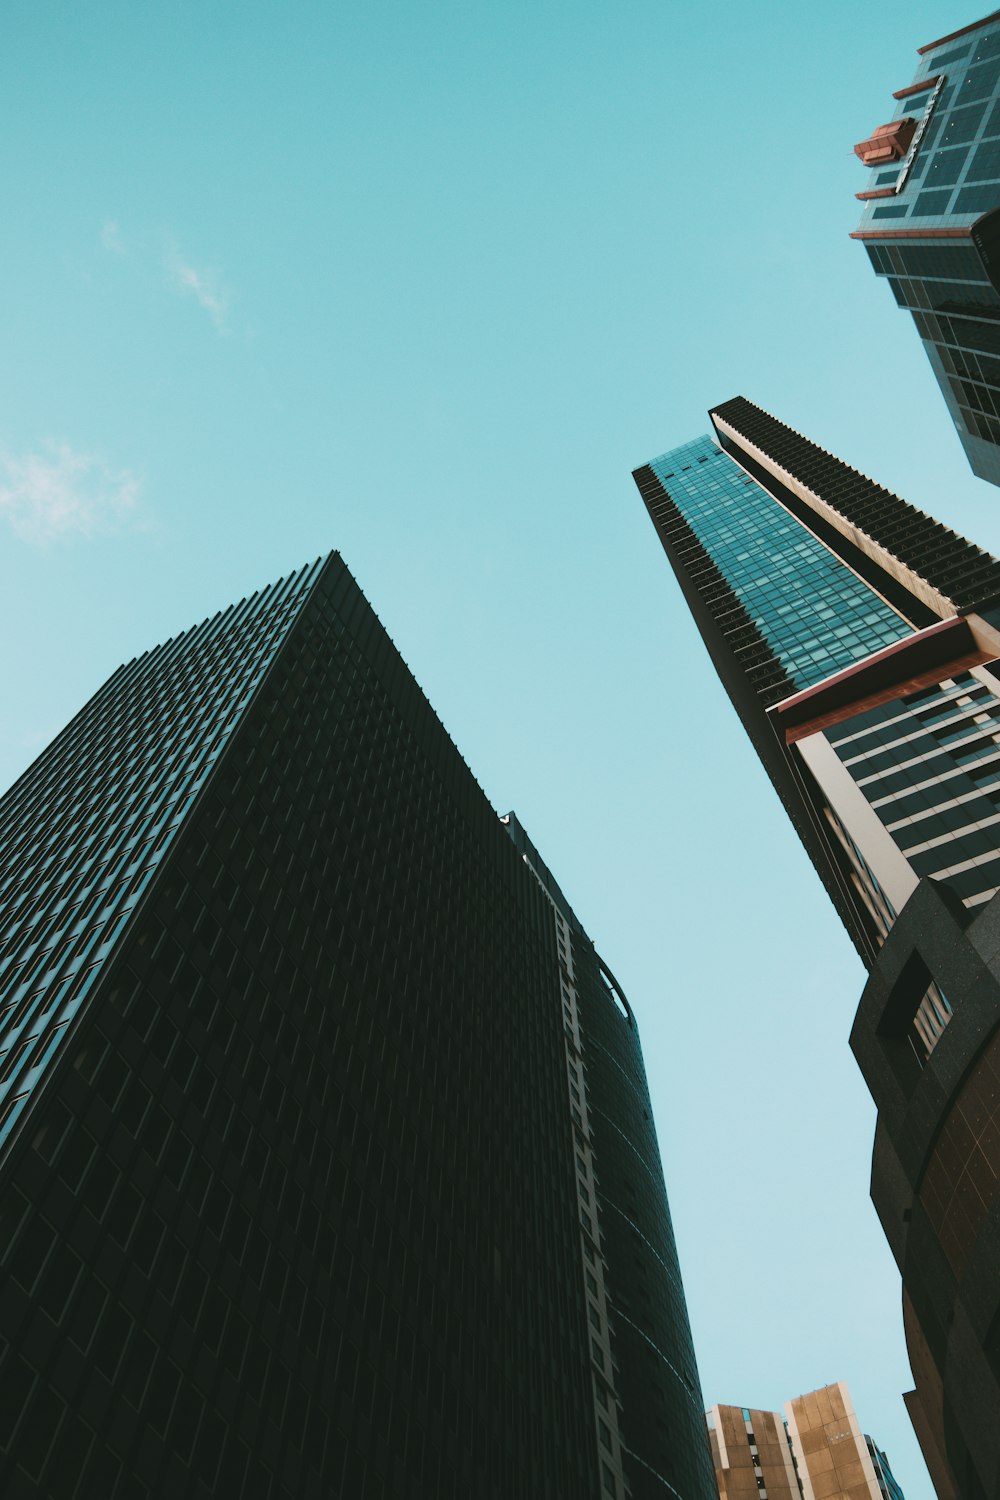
xmin=707 ymin=394 xmax=984 ymax=546
xmin=918 ymin=8 xmax=1000 ymax=55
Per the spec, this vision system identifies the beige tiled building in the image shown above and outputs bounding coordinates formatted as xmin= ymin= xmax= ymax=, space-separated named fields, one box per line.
xmin=708 ymin=1403 xmax=800 ymax=1500
xmin=708 ymin=1382 xmax=903 ymax=1500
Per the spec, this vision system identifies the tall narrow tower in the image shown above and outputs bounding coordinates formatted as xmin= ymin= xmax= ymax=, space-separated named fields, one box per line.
xmin=635 ymin=397 xmax=1000 ymax=1039
xmin=634 ymin=402 xmax=1000 ymax=1499
xmin=0 ymin=553 xmax=716 ymax=1500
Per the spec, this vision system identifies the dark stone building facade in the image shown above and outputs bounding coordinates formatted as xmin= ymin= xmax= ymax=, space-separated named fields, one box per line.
xmin=853 ymin=879 xmax=1000 ymax=1500
xmin=0 ymin=553 xmax=715 ymax=1499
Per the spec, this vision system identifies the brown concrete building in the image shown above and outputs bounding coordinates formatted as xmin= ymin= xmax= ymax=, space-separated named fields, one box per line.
xmin=708 ymin=1384 xmax=905 ymax=1500
xmin=707 ymin=1403 xmax=800 ymax=1500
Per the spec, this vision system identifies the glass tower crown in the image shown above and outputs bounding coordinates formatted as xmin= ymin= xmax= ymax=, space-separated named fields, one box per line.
xmin=854 ymin=13 xmax=1000 ymax=484
xmin=648 ymin=439 xmax=911 ymax=691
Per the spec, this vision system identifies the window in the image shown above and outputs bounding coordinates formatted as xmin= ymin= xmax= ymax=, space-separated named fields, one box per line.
xmin=929 ymin=45 xmax=972 ymax=68
xmin=956 ymin=59 xmax=1000 ymax=104
xmin=922 ymin=146 xmax=968 ymax=185
xmin=913 ymin=189 xmax=951 ymax=216
xmin=955 ymin=184 xmax=1000 ymax=214
xmin=938 ymin=104 xmax=985 ymax=147
xmin=966 ymin=136 xmax=1000 ymax=180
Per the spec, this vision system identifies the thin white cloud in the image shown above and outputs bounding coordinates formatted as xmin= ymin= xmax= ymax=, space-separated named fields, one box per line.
xmin=0 ymin=443 xmax=145 ymax=546
xmin=100 ymin=220 xmax=125 ymax=255
xmin=166 ymin=243 xmax=231 ymax=333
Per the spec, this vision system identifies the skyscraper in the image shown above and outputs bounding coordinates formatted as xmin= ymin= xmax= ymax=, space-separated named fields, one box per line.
xmin=0 ymin=553 xmax=716 ymax=1500
xmin=633 ymin=400 xmax=1000 ymax=1498
xmin=853 ymin=11 xmax=1000 ymax=485
xmin=707 ymin=1382 xmax=905 ymax=1500
xmin=635 ymin=397 xmax=1000 ymax=1045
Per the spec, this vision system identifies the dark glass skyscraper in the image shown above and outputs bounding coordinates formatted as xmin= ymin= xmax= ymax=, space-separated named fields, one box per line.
xmin=0 ymin=552 xmax=715 ymax=1500
xmin=853 ymin=11 xmax=1000 ymax=485
xmin=634 ymin=401 xmax=1000 ymax=1500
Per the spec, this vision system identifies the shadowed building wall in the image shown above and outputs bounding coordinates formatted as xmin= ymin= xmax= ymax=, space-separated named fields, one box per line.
xmin=0 ymin=554 xmax=716 ymax=1500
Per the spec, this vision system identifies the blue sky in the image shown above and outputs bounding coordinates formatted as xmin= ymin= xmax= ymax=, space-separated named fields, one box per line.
xmin=3 ymin=3 xmax=997 ymax=1493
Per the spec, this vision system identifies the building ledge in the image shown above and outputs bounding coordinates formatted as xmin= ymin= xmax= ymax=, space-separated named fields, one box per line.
xmin=770 ymin=616 xmax=992 ymax=743
xmin=850 ymin=225 xmax=972 ymax=240
xmin=894 ymin=74 xmax=942 ymax=100
xmin=919 ymin=11 xmax=1000 ymax=54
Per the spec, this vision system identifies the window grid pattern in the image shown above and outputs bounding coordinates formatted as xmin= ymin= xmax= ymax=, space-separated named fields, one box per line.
xmin=828 ymin=672 xmax=1000 ymax=914
xmin=865 ymin=1435 xmax=905 ymax=1500
xmin=634 ymin=460 xmax=793 ymax=710
xmin=858 ymin=25 xmax=1000 ymax=231
xmin=577 ymin=955 xmax=709 ymax=1500
xmin=648 ymin=440 xmax=910 ymax=693
xmin=0 ymin=560 xmax=322 ymax=1152
xmin=507 ymin=818 xmax=716 ymax=1500
xmin=863 ymin=244 xmax=1000 ymax=463
xmin=0 ymin=556 xmax=718 ymax=1500
xmin=857 ymin=23 xmax=1000 ymax=481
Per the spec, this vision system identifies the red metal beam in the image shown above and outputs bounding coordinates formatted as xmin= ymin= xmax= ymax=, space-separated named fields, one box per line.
xmin=850 ymin=226 xmax=971 ymax=241
xmin=894 ymin=75 xmax=942 ymax=100
xmin=771 ymin=617 xmax=994 ymax=744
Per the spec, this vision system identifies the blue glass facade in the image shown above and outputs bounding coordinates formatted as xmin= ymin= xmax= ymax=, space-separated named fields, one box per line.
xmin=856 ymin=16 xmax=1000 ymax=483
xmin=865 ymin=1435 xmax=906 ymax=1500
xmin=857 ymin=24 xmax=1000 ymax=232
xmin=648 ymin=439 xmax=911 ymax=691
